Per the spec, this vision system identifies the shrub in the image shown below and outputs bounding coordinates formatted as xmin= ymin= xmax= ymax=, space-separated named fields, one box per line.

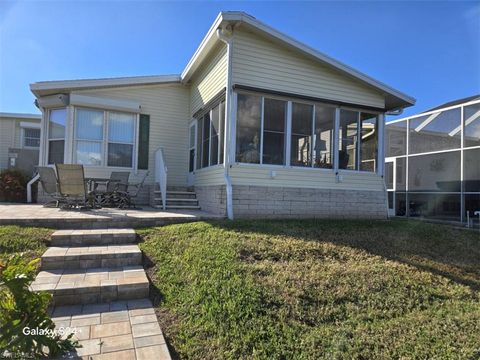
xmin=0 ymin=255 xmax=79 ymax=358
xmin=0 ymin=169 xmax=29 ymax=203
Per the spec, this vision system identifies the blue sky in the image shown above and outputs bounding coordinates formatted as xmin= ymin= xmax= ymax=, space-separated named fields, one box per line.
xmin=0 ymin=1 xmax=479 ymax=118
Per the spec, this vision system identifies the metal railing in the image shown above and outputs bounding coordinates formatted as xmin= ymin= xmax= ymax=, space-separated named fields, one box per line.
xmin=155 ymin=147 xmax=167 ymax=210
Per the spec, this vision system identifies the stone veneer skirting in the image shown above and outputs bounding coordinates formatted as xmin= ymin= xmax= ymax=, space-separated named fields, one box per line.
xmin=196 ymin=185 xmax=387 ymax=219
xmin=195 ymin=185 xmax=227 ymax=215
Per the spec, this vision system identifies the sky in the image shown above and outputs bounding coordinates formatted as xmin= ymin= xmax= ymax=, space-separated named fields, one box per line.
xmin=0 ymin=0 xmax=479 ymax=119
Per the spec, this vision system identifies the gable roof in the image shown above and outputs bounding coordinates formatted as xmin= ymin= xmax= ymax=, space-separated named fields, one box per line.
xmin=30 ymin=11 xmax=415 ymax=111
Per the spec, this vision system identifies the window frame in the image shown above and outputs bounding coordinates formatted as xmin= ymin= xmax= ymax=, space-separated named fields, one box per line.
xmin=21 ymin=127 xmax=41 ymax=149
xmin=234 ymin=90 xmax=381 ymax=174
xmin=73 ymin=106 xmax=137 ymax=169
xmin=47 ymin=107 xmax=67 ymax=165
xmin=195 ymin=98 xmax=226 ymax=170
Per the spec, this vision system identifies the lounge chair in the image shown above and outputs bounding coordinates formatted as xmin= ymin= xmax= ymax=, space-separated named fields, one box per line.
xmin=115 ymin=171 xmax=149 ymax=209
xmin=55 ymin=164 xmax=95 ymax=209
xmin=36 ymin=166 xmax=64 ymax=207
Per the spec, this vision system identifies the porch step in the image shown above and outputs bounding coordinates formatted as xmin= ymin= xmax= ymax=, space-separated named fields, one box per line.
xmin=51 ymin=229 xmax=136 ymax=246
xmin=154 ymin=191 xmax=197 ymax=199
xmin=41 ymin=245 xmax=142 ymax=270
xmin=31 ymin=266 xmax=149 ymax=306
xmin=154 ymin=205 xmax=201 ymax=210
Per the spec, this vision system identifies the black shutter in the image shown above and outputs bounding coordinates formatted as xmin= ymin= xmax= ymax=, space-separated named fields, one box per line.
xmin=138 ymin=114 xmax=150 ymax=170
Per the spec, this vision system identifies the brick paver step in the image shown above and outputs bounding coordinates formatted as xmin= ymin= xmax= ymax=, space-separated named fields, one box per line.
xmin=51 ymin=229 xmax=136 ymax=246
xmin=48 ymin=298 xmax=171 ymax=360
xmin=31 ymin=266 xmax=149 ymax=306
xmin=41 ymin=245 xmax=142 ymax=270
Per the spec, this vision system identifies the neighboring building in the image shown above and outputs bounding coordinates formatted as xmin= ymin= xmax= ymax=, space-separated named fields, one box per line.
xmin=0 ymin=112 xmax=42 ymax=175
xmin=29 ymin=11 xmax=415 ymax=218
xmin=385 ymin=95 xmax=480 ymax=223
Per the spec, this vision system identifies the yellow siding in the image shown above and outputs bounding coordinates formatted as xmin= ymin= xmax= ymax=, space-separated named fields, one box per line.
xmin=230 ymin=164 xmax=384 ymax=191
xmin=74 ymin=84 xmax=190 ymax=186
xmin=190 ymin=43 xmax=228 ymax=116
xmin=0 ymin=118 xmax=15 ymax=169
xmin=232 ymin=29 xmax=385 ymax=109
xmin=194 ymin=166 xmax=225 ymax=187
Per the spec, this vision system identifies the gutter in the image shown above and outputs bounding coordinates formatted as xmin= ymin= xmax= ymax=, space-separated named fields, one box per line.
xmin=216 ymin=24 xmax=234 ymax=220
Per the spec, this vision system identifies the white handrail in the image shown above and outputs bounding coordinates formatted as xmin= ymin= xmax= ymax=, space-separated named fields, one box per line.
xmin=155 ymin=147 xmax=167 ymax=210
xmin=27 ymin=173 xmax=40 ymax=203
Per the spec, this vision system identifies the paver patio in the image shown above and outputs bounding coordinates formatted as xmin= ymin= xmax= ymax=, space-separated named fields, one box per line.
xmin=0 ymin=203 xmax=223 ymax=228
xmin=50 ymin=299 xmax=170 ymax=360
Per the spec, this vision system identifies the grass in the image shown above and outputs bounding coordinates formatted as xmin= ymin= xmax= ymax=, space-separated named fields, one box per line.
xmin=0 ymin=225 xmax=52 ymax=262
xmin=138 ymin=219 xmax=480 ymax=360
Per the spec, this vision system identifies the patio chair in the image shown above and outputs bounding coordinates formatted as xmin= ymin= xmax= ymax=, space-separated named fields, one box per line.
xmin=36 ymin=166 xmax=65 ymax=207
xmin=55 ymin=164 xmax=95 ymax=209
xmin=115 ymin=171 xmax=149 ymax=209
xmin=92 ymin=171 xmax=130 ymax=206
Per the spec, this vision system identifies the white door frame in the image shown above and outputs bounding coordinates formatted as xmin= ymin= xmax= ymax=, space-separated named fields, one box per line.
xmin=385 ymin=157 xmax=396 ymax=216
xmin=187 ymin=120 xmax=197 ymax=186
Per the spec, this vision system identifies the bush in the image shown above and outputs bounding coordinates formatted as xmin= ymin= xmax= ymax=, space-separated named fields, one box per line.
xmin=0 ymin=169 xmax=29 ymax=203
xmin=0 ymin=255 xmax=79 ymax=358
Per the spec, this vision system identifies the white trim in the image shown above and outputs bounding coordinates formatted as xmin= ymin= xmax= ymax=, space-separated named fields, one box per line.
xmin=19 ymin=121 xmax=41 ymax=129
xmin=70 ymin=94 xmax=141 ymax=113
xmin=0 ymin=112 xmax=41 ymax=120
xmin=31 ymin=75 xmax=181 ymax=96
xmin=413 ymin=112 xmax=440 ymax=132
xmin=388 ymin=99 xmax=480 ymax=124
xmin=285 ymin=101 xmax=292 ymax=166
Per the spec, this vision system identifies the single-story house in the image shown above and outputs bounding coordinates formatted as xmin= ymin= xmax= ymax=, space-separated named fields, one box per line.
xmin=30 ymin=11 xmax=415 ymax=219
xmin=0 ymin=112 xmax=42 ymax=175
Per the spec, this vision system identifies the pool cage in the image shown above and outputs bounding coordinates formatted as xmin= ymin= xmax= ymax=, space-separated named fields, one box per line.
xmin=385 ymin=97 xmax=480 ymax=225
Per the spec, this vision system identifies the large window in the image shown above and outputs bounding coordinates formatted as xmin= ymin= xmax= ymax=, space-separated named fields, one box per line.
xmin=291 ymin=102 xmax=312 ymax=167
xmin=313 ymin=105 xmax=335 ymax=169
xmin=48 ymin=108 xmax=66 ymax=164
xmin=235 ymin=92 xmax=379 ymax=171
xmin=108 ymin=112 xmax=135 ymax=167
xmin=338 ymin=110 xmax=358 ymax=170
xmin=385 ymin=121 xmax=407 ymax=157
xmin=75 ymin=108 xmax=103 ymax=166
xmin=360 ymin=113 xmax=378 ymax=172
xmin=74 ymin=108 xmax=136 ymax=168
xmin=263 ymin=98 xmax=287 ymax=165
xmin=23 ymin=128 xmax=40 ymax=148
xmin=196 ymin=100 xmax=225 ymax=169
xmin=236 ymin=94 xmax=261 ymax=164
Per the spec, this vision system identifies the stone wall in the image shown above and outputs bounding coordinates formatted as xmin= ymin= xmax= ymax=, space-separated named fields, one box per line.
xmin=231 ymin=185 xmax=387 ymax=219
xmin=195 ymin=185 xmax=227 ymax=216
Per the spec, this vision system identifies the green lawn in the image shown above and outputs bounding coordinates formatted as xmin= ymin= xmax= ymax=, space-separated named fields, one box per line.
xmin=138 ymin=219 xmax=480 ymax=360
xmin=0 ymin=225 xmax=52 ymax=262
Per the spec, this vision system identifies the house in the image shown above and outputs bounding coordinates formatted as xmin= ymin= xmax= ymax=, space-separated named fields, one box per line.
xmin=0 ymin=112 xmax=42 ymax=175
xmin=30 ymin=11 xmax=415 ymax=219
xmin=385 ymin=95 xmax=480 ymax=223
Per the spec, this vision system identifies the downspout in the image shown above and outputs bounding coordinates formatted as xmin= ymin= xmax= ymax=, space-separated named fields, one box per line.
xmin=217 ymin=24 xmax=234 ymax=220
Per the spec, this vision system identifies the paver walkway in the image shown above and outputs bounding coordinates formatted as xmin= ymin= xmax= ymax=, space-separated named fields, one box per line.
xmin=30 ymin=228 xmax=171 ymax=359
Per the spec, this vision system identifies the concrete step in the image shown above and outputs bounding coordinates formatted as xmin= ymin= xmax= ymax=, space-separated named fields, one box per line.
xmin=31 ymin=266 xmax=149 ymax=306
xmin=51 ymin=229 xmax=136 ymax=246
xmin=154 ymin=191 xmax=197 ymax=199
xmin=153 ymin=205 xmax=201 ymax=210
xmin=153 ymin=198 xmax=199 ymax=205
xmin=41 ymin=245 xmax=142 ymax=270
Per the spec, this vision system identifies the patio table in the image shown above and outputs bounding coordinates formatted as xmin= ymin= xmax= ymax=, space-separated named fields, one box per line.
xmin=86 ymin=178 xmax=122 ymax=207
